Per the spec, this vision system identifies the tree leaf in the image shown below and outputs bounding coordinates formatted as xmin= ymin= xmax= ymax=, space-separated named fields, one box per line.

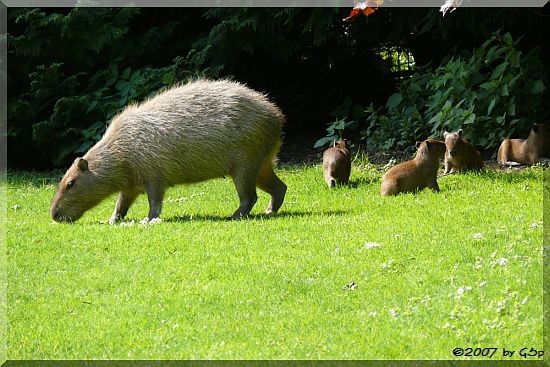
xmin=409 ymin=82 xmax=422 ymax=92
xmin=503 ymin=32 xmax=513 ymax=46
xmin=464 ymin=113 xmax=476 ymax=125
xmin=121 ymin=67 xmax=131 ymax=80
xmin=386 ymin=93 xmax=403 ymax=112
xmin=314 ymin=135 xmax=336 ymax=149
xmin=162 ymin=72 xmax=174 ymax=85
xmin=490 ymin=61 xmax=508 ymax=80
xmin=487 ymin=98 xmax=497 ymax=116
xmin=500 ymin=83 xmax=509 ymax=96
xmin=86 ymin=100 xmax=98 ymax=113
xmin=507 ymin=99 xmax=516 ymax=116
xmin=479 ymin=80 xmax=497 ymax=90
xmin=530 ymin=80 xmax=544 ymax=94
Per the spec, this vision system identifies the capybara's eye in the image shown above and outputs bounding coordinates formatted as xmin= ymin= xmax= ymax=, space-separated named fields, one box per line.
xmin=66 ymin=180 xmax=75 ymax=189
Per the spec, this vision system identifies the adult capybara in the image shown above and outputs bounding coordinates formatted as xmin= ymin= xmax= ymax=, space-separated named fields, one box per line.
xmin=381 ymin=139 xmax=446 ymax=196
xmin=322 ymin=139 xmax=351 ymax=188
xmin=497 ymin=123 xmax=548 ymax=166
xmin=50 ymin=79 xmax=287 ymax=223
xmin=443 ymin=129 xmax=483 ymax=174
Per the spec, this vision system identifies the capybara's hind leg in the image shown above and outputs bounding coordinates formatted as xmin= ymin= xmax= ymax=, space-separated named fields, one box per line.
xmin=109 ymin=189 xmax=140 ymax=225
xmin=231 ymin=170 xmax=258 ymax=219
xmin=380 ymin=179 xmax=398 ymax=196
xmin=256 ymin=160 xmax=287 ymax=215
xmin=497 ymin=140 xmax=511 ymax=165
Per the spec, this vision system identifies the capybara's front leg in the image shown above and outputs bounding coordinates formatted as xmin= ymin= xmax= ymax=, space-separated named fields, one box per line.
xmin=427 ymin=178 xmax=440 ymax=192
xmin=444 ymin=157 xmax=452 ymax=174
xmin=109 ymin=190 xmax=140 ymax=224
xmin=144 ymin=181 xmax=165 ymax=221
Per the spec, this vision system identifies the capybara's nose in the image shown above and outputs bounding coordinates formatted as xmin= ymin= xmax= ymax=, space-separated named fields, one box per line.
xmin=51 ymin=208 xmax=61 ymax=222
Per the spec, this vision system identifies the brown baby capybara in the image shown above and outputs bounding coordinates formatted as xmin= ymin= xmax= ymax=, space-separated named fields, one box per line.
xmin=322 ymin=139 xmax=351 ymax=188
xmin=50 ymin=79 xmax=287 ymax=223
xmin=443 ymin=129 xmax=484 ymax=174
xmin=497 ymin=123 xmax=548 ymax=166
xmin=381 ymin=139 xmax=446 ymax=196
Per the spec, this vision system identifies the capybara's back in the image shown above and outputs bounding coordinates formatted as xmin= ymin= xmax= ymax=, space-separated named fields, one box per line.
xmin=381 ymin=139 xmax=446 ymax=196
xmin=116 ymin=80 xmax=284 ymax=184
xmin=50 ymin=79 xmax=287 ymax=223
xmin=443 ymin=129 xmax=483 ymax=174
xmin=322 ymin=139 xmax=351 ymax=187
xmin=497 ymin=123 xmax=547 ymax=165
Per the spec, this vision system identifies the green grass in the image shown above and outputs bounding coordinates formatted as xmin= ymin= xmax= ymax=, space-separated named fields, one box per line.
xmin=5 ymin=163 xmax=544 ymax=360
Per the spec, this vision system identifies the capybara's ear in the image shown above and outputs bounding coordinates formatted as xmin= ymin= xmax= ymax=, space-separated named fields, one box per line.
xmin=76 ymin=157 xmax=89 ymax=171
xmin=443 ymin=131 xmax=449 ymax=138
xmin=458 ymin=129 xmax=463 ymax=137
xmin=532 ymin=123 xmax=539 ymax=133
xmin=415 ymin=141 xmax=422 ymax=149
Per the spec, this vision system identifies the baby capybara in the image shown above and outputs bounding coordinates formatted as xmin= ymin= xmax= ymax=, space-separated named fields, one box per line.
xmin=381 ymin=139 xmax=446 ymax=196
xmin=322 ymin=139 xmax=351 ymax=188
xmin=50 ymin=79 xmax=287 ymax=223
xmin=497 ymin=123 xmax=548 ymax=166
xmin=443 ymin=129 xmax=483 ymax=174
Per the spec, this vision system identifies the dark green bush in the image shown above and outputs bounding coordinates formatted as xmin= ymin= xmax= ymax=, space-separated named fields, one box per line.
xmin=363 ymin=31 xmax=546 ymax=154
xmin=8 ymin=8 xmax=549 ymax=168
xmin=7 ymin=7 xmax=216 ymax=167
xmin=314 ymin=97 xmax=367 ymax=148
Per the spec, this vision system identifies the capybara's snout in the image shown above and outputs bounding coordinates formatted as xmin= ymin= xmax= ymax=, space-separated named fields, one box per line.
xmin=50 ymin=207 xmax=61 ymax=222
xmin=50 ymin=206 xmax=69 ymax=222
xmin=50 ymin=203 xmax=78 ymax=223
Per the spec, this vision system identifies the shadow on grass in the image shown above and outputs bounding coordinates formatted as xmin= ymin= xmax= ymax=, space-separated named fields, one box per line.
xmin=323 ymin=177 xmax=379 ymax=190
xmin=347 ymin=176 xmax=380 ymax=188
xmin=165 ymin=209 xmax=348 ymax=223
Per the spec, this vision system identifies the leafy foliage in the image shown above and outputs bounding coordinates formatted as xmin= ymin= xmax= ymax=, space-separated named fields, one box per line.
xmin=8 ymin=8 xmax=217 ymax=167
xmin=363 ymin=31 xmax=546 ymax=154
xmin=7 ymin=7 xmax=356 ymax=167
xmin=314 ymin=97 xmax=367 ymax=149
xmin=7 ymin=7 xmax=549 ymax=168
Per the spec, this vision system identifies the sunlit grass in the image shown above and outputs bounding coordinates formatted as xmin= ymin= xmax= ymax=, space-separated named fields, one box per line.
xmin=6 ymin=164 xmax=544 ymax=359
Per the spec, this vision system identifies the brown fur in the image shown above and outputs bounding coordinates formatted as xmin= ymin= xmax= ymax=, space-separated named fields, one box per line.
xmin=322 ymin=139 xmax=351 ymax=188
xmin=443 ymin=129 xmax=483 ymax=174
xmin=50 ymin=79 xmax=287 ymax=223
xmin=497 ymin=123 xmax=548 ymax=165
xmin=381 ymin=139 xmax=446 ymax=196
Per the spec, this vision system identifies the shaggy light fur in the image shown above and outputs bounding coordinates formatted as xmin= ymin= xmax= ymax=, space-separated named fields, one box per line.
xmin=51 ymin=79 xmax=287 ymax=223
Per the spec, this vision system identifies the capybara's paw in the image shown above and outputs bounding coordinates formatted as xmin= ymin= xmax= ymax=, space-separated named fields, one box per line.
xmin=139 ymin=217 xmax=162 ymax=225
xmin=108 ymin=214 xmax=122 ymax=225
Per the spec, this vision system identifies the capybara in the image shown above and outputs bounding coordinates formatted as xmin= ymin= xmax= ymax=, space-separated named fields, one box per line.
xmin=443 ymin=129 xmax=483 ymax=174
xmin=497 ymin=123 xmax=548 ymax=166
xmin=50 ymin=79 xmax=287 ymax=223
xmin=322 ymin=139 xmax=351 ymax=188
xmin=381 ymin=139 xmax=446 ymax=196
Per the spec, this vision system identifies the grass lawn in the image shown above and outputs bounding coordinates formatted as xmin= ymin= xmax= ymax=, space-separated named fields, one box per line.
xmin=3 ymin=161 xmax=545 ymax=360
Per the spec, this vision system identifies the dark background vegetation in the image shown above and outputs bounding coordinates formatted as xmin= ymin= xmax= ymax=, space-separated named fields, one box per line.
xmin=6 ymin=6 xmax=550 ymax=169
